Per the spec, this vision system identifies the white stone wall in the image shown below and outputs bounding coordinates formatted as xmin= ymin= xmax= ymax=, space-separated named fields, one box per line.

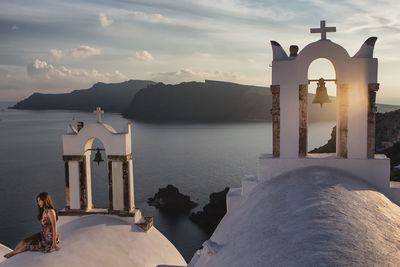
xmin=63 ymin=123 xmax=131 ymax=156
xmin=85 ymin=154 xmax=92 ymax=210
xmin=68 ymin=161 xmax=80 ymax=209
xmin=112 ymin=161 xmax=124 ymax=211
xmin=257 ymin=153 xmax=391 ymax=199
xmin=128 ymin=159 xmax=134 ymax=211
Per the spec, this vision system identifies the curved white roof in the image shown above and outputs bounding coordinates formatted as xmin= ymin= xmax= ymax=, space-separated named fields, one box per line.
xmin=1 ymin=215 xmax=186 ymax=267
xmin=190 ymin=167 xmax=400 ymax=266
xmin=0 ymin=244 xmax=12 ymax=264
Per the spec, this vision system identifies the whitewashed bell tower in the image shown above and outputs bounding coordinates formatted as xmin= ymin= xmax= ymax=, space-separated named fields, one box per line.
xmin=60 ymin=108 xmax=153 ymax=230
xmin=62 ymin=107 xmax=134 ymax=213
xmin=226 ymin=21 xmax=400 ymax=211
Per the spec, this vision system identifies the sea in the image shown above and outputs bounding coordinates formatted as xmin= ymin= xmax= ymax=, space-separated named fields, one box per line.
xmin=0 ymin=101 xmax=335 ymax=261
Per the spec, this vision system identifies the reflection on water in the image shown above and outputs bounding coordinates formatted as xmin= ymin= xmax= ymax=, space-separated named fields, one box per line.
xmin=0 ymin=102 xmax=334 ymax=261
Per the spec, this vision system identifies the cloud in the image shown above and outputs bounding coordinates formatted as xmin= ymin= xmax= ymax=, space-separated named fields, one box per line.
xmin=194 ymin=52 xmax=212 ymax=58
xmin=147 ymin=68 xmax=247 ymax=84
xmin=0 ymin=65 xmax=29 ymax=90
xmin=112 ymin=1 xmax=294 ymax=27
xmin=0 ymin=62 xmax=128 ymax=100
xmin=70 ymin=45 xmax=100 ymax=58
xmin=25 ymin=59 xmax=126 ymax=89
xmin=115 ymin=9 xmax=172 ymax=24
xmin=131 ymin=50 xmax=154 ymax=62
xmin=48 ymin=46 xmax=100 ymax=60
xmin=49 ymin=49 xmax=65 ymax=59
xmin=147 ymin=13 xmax=171 ymax=23
xmin=26 ymin=59 xmax=55 ymax=77
xmin=11 ymin=25 xmax=19 ymax=30
xmin=99 ymin=12 xmax=113 ymax=27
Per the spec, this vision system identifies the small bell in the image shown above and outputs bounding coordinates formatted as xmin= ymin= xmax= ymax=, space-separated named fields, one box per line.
xmin=93 ymin=148 xmax=104 ymax=165
xmin=312 ymin=78 xmax=332 ymax=108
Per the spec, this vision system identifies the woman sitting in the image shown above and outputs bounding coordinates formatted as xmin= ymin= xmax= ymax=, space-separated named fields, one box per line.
xmin=4 ymin=192 xmax=60 ymax=259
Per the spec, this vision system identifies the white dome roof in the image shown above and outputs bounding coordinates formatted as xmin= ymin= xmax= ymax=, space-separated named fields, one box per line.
xmin=1 ymin=215 xmax=186 ymax=267
xmin=190 ymin=167 xmax=400 ymax=266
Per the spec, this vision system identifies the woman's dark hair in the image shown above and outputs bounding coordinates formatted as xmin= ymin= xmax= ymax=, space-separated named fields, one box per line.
xmin=36 ymin=192 xmax=58 ymax=221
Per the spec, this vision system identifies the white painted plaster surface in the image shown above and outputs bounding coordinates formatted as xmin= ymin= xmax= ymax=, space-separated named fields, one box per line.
xmin=0 ymin=244 xmax=12 ymax=264
xmin=63 ymin=123 xmax=131 ymax=156
xmin=68 ymin=162 xmax=80 ymax=210
xmin=1 ymin=215 xmax=186 ymax=267
xmin=271 ymin=40 xmax=377 ymax=159
xmin=190 ymin=167 xmax=400 ymax=266
xmin=226 ymin=188 xmax=241 ymax=212
xmin=85 ymin=154 xmax=92 ymax=210
xmin=257 ymin=153 xmax=395 ymax=203
xmin=128 ymin=160 xmax=134 ymax=210
xmin=63 ymin=122 xmax=134 ymax=212
xmin=241 ymin=175 xmax=258 ymax=196
xmin=112 ymin=162 xmax=124 ymax=211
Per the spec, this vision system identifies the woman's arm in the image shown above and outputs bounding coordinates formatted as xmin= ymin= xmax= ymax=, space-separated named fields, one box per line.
xmin=48 ymin=209 xmax=59 ymax=251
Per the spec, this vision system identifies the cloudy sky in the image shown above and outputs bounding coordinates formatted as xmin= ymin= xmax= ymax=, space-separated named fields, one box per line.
xmin=0 ymin=0 xmax=399 ymax=103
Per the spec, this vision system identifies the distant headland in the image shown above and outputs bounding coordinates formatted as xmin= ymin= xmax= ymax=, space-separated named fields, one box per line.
xmin=10 ymin=79 xmax=399 ymax=122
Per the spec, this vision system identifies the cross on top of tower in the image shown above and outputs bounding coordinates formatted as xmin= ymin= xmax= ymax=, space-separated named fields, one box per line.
xmin=310 ymin=20 xmax=336 ymax=40
xmin=93 ymin=107 xmax=104 ymax=123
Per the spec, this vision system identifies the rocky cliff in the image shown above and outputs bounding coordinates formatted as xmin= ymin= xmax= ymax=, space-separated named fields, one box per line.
xmin=11 ymin=80 xmax=155 ymax=113
xmin=123 ymin=80 xmax=271 ymax=122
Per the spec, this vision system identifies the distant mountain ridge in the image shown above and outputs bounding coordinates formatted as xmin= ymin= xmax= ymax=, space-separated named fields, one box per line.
xmin=123 ymin=80 xmax=271 ymax=122
xmin=11 ymin=79 xmax=399 ymax=122
xmin=11 ymin=80 xmax=155 ymax=113
xmin=122 ymin=80 xmax=399 ymax=122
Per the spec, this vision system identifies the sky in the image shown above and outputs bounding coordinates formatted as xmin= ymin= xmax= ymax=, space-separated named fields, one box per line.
xmin=0 ymin=0 xmax=399 ymax=104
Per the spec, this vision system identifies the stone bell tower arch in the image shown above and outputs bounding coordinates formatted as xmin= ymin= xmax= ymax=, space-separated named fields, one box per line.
xmin=227 ymin=20 xmax=400 ymax=214
xmin=249 ymin=20 xmax=400 ymax=206
xmin=62 ymin=107 xmax=134 ymax=213
xmin=270 ymin=20 xmax=379 ymax=159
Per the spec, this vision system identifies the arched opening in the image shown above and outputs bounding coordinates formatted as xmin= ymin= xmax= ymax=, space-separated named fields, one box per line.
xmin=307 ymin=58 xmax=337 ymax=154
xmin=84 ymin=137 xmax=109 ymax=210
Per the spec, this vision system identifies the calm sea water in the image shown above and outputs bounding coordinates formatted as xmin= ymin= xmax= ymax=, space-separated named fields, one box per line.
xmin=0 ymin=102 xmax=334 ymax=261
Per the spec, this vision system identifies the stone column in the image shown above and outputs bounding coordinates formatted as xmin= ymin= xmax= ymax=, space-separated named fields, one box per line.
xmin=107 ymin=160 xmax=113 ymax=211
xmin=79 ymin=157 xmax=88 ymax=210
xmin=298 ymin=84 xmax=308 ymax=157
xmin=367 ymin=83 xmax=379 ymax=158
xmin=338 ymin=84 xmax=349 ymax=158
xmin=270 ymin=85 xmax=280 ymax=157
xmin=108 ymin=154 xmax=134 ymax=213
xmin=64 ymin=161 xmax=70 ymax=210
xmin=122 ymin=161 xmax=130 ymax=212
xmin=63 ymin=155 xmax=87 ymax=210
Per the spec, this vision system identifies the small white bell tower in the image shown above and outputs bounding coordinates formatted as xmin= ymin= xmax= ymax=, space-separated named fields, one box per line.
xmin=60 ymin=107 xmax=152 ymax=230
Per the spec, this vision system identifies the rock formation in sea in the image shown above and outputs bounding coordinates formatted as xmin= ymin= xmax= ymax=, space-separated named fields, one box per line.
xmin=189 ymin=187 xmax=230 ymax=234
xmin=147 ymin=184 xmax=198 ymax=214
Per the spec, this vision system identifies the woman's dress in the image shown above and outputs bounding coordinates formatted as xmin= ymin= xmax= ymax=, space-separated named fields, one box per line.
xmin=24 ymin=209 xmax=59 ymax=252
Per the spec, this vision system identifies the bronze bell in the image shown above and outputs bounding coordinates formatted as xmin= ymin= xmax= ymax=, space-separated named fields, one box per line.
xmin=93 ymin=148 xmax=104 ymax=165
xmin=312 ymin=78 xmax=332 ymax=108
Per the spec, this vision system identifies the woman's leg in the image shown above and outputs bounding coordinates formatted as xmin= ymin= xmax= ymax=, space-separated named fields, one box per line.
xmin=4 ymin=243 xmax=27 ymax=258
xmin=14 ymin=240 xmax=25 ymax=250
xmin=4 ymin=240 xmax=22 ymax=258
xmin=4 ymin=233 xmax=40 ymax=259
xmin=11 ymin=242 xmax=28 ymax=256
xmin=3 ymin=240 xmax=28 ymax=258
